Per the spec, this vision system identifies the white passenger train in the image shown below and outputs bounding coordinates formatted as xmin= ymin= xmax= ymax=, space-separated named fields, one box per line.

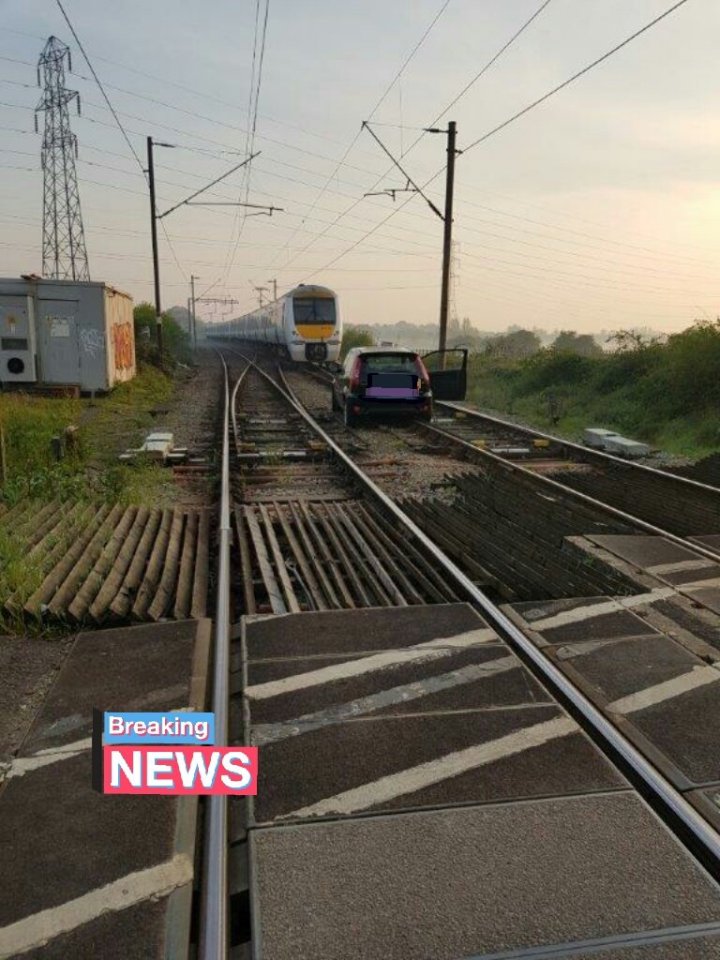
xmin=207 ymin=284 xmax=342 ymax=362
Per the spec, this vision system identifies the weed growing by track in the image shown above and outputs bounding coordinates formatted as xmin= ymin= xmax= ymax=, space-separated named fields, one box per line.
xmin=0 ymin=525 xmax=44 ymax=600
xmin=0 ymin=364 xmax=178 ymax=506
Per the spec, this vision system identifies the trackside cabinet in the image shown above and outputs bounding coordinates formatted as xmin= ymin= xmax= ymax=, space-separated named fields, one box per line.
xmin=0 ymin=277 xmax=136 ymax=392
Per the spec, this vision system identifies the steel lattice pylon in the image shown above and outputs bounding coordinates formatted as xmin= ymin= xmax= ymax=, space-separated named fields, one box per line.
xmin=35 ymin=36 xmax=90 ymax=281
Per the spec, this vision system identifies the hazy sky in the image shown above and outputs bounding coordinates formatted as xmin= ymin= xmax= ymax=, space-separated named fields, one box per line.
xmin=2 ymin=0 xmax=719 ymax=335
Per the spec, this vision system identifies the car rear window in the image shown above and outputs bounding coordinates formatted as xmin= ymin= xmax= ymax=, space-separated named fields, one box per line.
xmin=361 ymin=353 xmax=421 ymax=373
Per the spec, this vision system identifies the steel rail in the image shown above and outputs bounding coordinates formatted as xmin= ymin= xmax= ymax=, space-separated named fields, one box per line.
xmin=437 ymin=399 xmax=720 ymax=495
xmin=260 ymin=360 xmax=720 ymax=867
xmin=420 ymin=420 xmax=720 ymax=566
xmin=198 ymin=353 xmax=240 ymax=960
xmin=230 ymin=363 xmax=252 ymax=450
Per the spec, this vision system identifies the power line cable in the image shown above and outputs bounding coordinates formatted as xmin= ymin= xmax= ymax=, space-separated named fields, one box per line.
xmin=55 ymin=0 xmax=144 ymax=173
xmin=462 ymin=0 xmax=691 ymax=155
xmin=275 ymin=0 xmax=551 ymax=274
xmin=223 ymin=0 xmax=271 ymax=282
xmin=5 ymin=3 xmax=703 ymax=292
xmin=55 ymin=0 xmax=188 ymax=280
xmin=221 ymin=0 xmax=263 ymax=277
xmin=1 ymin=85 xmax=390 ymax=178
xmin=18 ymin=118 xmax=716 ymax=266
xmin=9 ymin=131 xmax=713 ymax=287
xmin=267 ymin=0 xmax=451 ymax=269
xmin=423 ymin=0 xmax=554 ymax=130
xmin=298 ymin=0 xmax=694 ymax=284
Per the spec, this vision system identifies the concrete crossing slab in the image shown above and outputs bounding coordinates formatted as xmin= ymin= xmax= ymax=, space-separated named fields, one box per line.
xmin=243 ymin=607 xmax=623 ymax=825
xmin=557 ymin=932 xmax=720 ymax=959
xmin=586 ymin=537 xmax=720 ymax=615
xmin=679 ymin=585 xmax=720 ymax=615
xmin=250 ymin=792 xmax=720 ymax=960
xmin=544 ymin=635 xmax=706 ymax=703
xmin=20 ymin=898 xmax=171 ymax=960
xmin=244 ymin=602 xmax=487 ymax=659
xmin=509 ymin=598 xmax=720 ymax=790
xmin=691 ymin=534 xmax=720 ymax=551
xmin=0 ymin=619 xmax=210 ymax=959
xmin=587 ymin=536 xmax=703 ymax=569
xmin=245 ymin=644 xmax=552 ymax=727
xmin=250 ymin=705 xmax=624 ymax=823
xmin=627 ymin=681 xmax=720 ymax=786
xmin=21 ymin=619 xmax=207 ymax=754
xmin=512 ymin=596 xmax=661 ymax=645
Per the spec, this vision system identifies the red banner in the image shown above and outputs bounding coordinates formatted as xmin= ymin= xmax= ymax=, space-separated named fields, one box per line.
xmin=102 ymin=745 xmax=259 ymax=795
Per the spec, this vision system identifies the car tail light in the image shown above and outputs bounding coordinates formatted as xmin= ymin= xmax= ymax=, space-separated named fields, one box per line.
xmin=349 ymin=357 xmax=362 ymax=391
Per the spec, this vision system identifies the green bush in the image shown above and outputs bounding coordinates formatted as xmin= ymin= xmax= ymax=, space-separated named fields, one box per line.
xmin=516 ymin=351 xmax=595 ymax=394
xmin=133 ymin=302 xmax=192 ymax=367
xmin=465 ymin=320 xmax=720 ymax=457
xmin=341 ymin=327 xmax=374 ymax=359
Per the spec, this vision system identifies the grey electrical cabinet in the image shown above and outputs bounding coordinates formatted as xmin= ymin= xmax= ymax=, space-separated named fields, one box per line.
xmin=0 ymin=277 xmax=136 ymax=392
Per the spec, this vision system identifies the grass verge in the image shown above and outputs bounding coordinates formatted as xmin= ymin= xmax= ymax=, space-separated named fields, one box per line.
xmin=0 ymin=363 xmax=179 ymax=506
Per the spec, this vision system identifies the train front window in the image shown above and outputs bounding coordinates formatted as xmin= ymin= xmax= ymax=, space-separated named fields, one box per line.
xmin=293 ymin=297 xmax=336 ymax=325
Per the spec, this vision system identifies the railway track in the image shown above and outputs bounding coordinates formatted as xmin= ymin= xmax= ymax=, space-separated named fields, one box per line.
xmin=304 ymin=362 xmax=720 ymax=549
xmin=198 ymin=350 xmax=720 ymax=959
xmin=432 ymin=400 xmax=720 ymax=535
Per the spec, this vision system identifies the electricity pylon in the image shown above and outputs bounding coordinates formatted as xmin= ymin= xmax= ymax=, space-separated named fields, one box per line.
xmin=35 ymin=36 xmax=90 ymax=281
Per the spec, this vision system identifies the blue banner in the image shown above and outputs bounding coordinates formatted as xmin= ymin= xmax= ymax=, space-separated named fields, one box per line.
xmin=103 ymin=711 xmax=215 ymax=745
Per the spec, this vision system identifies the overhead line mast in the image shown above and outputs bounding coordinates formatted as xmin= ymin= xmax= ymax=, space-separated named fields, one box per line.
xmin=362 ymin=120 xmax=460 ymax=353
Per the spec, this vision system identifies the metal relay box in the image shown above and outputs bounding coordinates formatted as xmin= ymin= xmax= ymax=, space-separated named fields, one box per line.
xmin=0 ymin=276 xmax=135 ymax=392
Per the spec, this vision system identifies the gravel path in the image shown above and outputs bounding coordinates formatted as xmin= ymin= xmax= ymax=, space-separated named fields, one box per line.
xmin=136 ymin=349 xmax=223 ymax=508
xmin=162 ymin=349 xmax=223 ymax=459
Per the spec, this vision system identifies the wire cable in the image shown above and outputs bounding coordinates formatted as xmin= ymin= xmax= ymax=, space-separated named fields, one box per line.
xmin=276 ymin=0 xmax=551 ymax=275
xmin=462 ymin=0 xmax=692 ymax=155
xmin=55 ymin=0 xmax=144 ymax=174
xmin=299 ymin=0 xmax=694 ymax=283
xmin=55 ymin=0 xmax=188 ymax=281
xmin=223 ymin=0 xmax=271 ymax=284
xmin=267 ymin=0 xmax=451 ymax=270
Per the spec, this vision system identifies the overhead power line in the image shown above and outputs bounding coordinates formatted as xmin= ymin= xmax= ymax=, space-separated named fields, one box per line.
xmin=54 ymin=0 xmax=187 ymax=280
xmin=275 ymin=0 xmax=551 ymax=275
xmin=424 ymin=0 xmax=554 ymax=130
xmin=223 ymin=0 xmax=272 ymax=284
xmin=299 ymin=0 xmax=694 ymax=284
xmin=55 ymin=0 xmax=143 ymax=173
xmin=462 ymin=0 xmax=692 ymax=155
xmin=267 ymin=0 xmax=451 ymax=269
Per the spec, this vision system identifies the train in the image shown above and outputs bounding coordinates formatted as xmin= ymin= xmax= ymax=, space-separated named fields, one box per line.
xmin=206 ymin=284 xmax=342 ymax=362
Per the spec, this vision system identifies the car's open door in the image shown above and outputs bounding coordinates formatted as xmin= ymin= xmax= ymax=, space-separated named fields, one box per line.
xmin=422 ymin=348 xmax=468 ymax=400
